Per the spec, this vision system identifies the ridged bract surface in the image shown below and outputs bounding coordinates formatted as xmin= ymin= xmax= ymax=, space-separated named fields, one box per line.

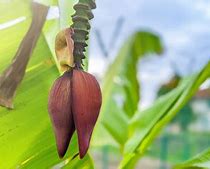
xmin=72 ymin=69 xmax=102 ymax=158
xmin=48 ymin=69 xmax=102 ymax=158
xmin=48 ymin=71 xmax=75 ymax=158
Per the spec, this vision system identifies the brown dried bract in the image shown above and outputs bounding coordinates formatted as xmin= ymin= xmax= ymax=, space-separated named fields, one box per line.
xmin=55 ymin=28 xmax=75 ymax=72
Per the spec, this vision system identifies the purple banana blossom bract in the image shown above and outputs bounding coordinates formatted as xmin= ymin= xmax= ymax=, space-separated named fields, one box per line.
xmin=48 ymin=69 xmax=102 ymax=158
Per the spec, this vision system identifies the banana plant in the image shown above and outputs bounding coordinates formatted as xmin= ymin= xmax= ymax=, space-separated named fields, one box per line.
xmin=0 ymin=0 xmax=94 ymax=168
xmin=92 ymin=25 xmax=210 ymax=168
xmin=0 ymin=0 xmax=210 ymax=168
xmin=174 ymin=148 xmax=210 ymax=169
xmin=92 ymin=31 xmax=163 ymax=148
xmin=120 ymin=61 xmax=210 ymax=168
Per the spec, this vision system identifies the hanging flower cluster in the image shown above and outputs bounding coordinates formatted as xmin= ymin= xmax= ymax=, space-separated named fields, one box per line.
xmin=48 ymin=68 xmax=102 ymax=158
xmin=48 ymin=0 xmax=101 ymax=159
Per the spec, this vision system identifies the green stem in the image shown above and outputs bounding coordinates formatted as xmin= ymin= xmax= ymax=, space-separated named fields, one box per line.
xmin=71 ymin=0 xmax=96 ymax=69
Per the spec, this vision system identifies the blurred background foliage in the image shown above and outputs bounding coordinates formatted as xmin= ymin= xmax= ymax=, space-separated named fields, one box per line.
xmin=0 ymin=0 xmax=210 ymax=169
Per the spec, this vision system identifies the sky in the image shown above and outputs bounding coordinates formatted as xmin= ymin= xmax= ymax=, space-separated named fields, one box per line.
xmin=88 ymin=0 xmax=210 ymax=108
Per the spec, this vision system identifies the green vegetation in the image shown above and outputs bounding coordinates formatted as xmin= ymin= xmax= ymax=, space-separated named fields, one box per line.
xmin=0 ymin=0 xmax=209 ymax=168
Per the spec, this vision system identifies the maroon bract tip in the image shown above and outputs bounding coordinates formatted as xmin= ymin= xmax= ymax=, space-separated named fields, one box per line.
xmin=48 ymin=71 xmax=75 ymax=158
xmin=72 ymin=69 xmax=102 ymax=158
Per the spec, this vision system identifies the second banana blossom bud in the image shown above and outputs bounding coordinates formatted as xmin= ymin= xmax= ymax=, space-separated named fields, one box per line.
xmin=48 ymin=68 xmax=102 ymax=158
